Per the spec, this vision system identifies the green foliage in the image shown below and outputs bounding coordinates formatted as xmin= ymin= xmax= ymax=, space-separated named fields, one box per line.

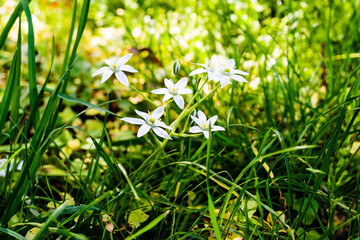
xmin=0 ymin=0 xmax=360 ymax=239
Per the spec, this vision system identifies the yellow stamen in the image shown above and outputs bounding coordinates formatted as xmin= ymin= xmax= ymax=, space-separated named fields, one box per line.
xmin=225 ymin=68 xmax=230 ymax=73
xmin=204 ymin=124 xmax=208 ymax=128
xmin=112 ymin=64 xmax=116 ymax=68
xmin=149 ymin=118 xmax=155 ymax=123
xmin=172 ymin=88 xmax=176 ymax=93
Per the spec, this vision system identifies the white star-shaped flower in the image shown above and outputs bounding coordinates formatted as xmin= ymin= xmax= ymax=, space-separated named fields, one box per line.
xmin=92 ymin=53 xmax=137 ymax=86
xmin=189 ymin=55 xmax=219 ymax=81
xmin=217 ymin=59 xmax=249 ymax=88
xmin=121 ymin=106 xmax=172 ymax=139
xmin=189 ymin=110 xmax=225 ymax=139
xmin=151 ymin=78 xmax=193 ymax=109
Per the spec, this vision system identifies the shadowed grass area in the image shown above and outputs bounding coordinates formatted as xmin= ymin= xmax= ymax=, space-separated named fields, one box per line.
xmin=0 ymin=0 xmax=360 ymax=239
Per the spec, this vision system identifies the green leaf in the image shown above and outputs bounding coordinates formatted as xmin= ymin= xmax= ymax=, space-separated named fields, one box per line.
xmin=125 ymin=211 xmax=169 ymax=240
xmin=20 ymin=0 xmax=39 ymax=127
xmin=0 ymin=51 xmax=17 ymax=136
xmin=293 ymin=198 xmax=319 ymax=225
xmin=296 ymin=227 xmax=321 ymax=240
xmin=237 ymin=198 xmax=258 ymax=222
xmin=128 ymin=208 xmax=149 ymax=228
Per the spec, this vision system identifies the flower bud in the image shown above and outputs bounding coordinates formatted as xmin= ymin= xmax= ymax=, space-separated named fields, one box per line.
xmin=173 ymin=59 xmax=180 ymax=75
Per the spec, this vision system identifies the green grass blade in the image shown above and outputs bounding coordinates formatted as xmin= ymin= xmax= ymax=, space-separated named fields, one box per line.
xmin=68 ymin=0 xmax=91 ymax=66
xmin=0 ymin=227 xmax=26 ymax=240
xmin=0 ymin=2 xmax=26 ymax=50
xmin=20 ymin=0 xmax=39 ymax=127
xmin=0 ymin=51 xmax=18 ymax=135
xmin=33 ymin=200 xmax=72 ymax=240
xmin=10 ymin=13 xmax=22 ymax=142
xmin=206 ymin=131 xmax=222 ymax=240
xmin=61 ymin=0 xmax=77 ymax=74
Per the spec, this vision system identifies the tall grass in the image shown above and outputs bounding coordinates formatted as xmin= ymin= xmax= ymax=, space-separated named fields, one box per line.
xmin=0 ymin=0 xmax=360 ymax=239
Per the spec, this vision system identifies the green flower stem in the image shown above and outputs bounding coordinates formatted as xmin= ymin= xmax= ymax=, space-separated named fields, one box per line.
xmin=172 ymin=133 xmax=201 ymax=137
xmin=129 ymin=84 xmax=158 ymax=108
xmin=149 ymin=131 xmax=162 ymax=147
xmin=180 ymin=113 xmax=193 ymax=134
xmin=165 ymin=99 xmax=173 ymax=125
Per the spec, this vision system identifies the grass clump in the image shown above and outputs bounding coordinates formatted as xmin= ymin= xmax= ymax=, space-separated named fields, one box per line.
xmin=0 ymin=0 xmax=360 ymax=239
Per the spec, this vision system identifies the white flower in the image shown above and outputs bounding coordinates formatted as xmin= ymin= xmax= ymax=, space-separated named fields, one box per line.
xmin=92 ymin=53 xmax=137 ymax=86
xmin=189 ymin=55 xmax=219 ymax=81
xmin=189 ymin=110 xmax=225 ymax=139
xmin=0 ymin=158 xmax=7 ymax=177
xmin=0 ymin=158 xmax=23 ymax=177
xmin=121 ymin=106 xmax=172 ymax=139
xmin=151 ymin=78 xmax=193 ymax=109
xmin=217 ymin=59 xmax=249 ymax=88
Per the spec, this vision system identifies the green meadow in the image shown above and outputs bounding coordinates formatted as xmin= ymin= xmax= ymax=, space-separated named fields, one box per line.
xmin=0 ymin=0 xmax=360 ymax=239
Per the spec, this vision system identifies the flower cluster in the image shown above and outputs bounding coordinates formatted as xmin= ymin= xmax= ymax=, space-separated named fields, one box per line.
xmin=190 ymin=55 xmax=249 ymax=88
xmin=92 ymin=54 xmax=248 ymax=140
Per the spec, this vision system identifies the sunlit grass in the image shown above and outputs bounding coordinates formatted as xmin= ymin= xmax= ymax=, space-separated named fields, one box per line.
xmin=0 ymin=0 xmax=360 ymax=239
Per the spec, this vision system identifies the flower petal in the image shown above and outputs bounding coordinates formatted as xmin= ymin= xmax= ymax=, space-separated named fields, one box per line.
xmin=121 ymin=117 xmax=146 ymax=125
xmin=115 ymin=71 xmax=129 ymax=86
xmin=162 ymin=93 xmax=173 ymax=102
xmin=177 ymin=88 xmax=193 ymax=95
xmin=135 ymin=110 xmax=150 ymax=121
xmin=155 ymin=121 xmax=172 ymax=130
xmin=233 ymin=69 xmax=249 ymax=75
xmin=116 ymin=53 xmax=132 ymax=66
xmin=151 ymin=88 xmax=169 ymax=95
xmin=164 ymin=78 xmax=175 ymax=90
xmin=231 ymin=75 xmax=248 ymax=83
xmin=137 ymin=124 xmax=151 ymax=137
xmin=189 ymin=68 xmax=207 ymax=76
xmin=208 ymin=115 xmax=218 ymax=125
xmin=173 ymin=95 xmax=184 ymax=109
xmin=153 ymin=127 xmax=172 ymax=139
xmin=189 ymin=126 xmax=202 ymax=133
xmin=203 ymin=130 xmax=209 ymax=139
xmin=151 ymin=105 xmax=165 ymax=120
xmin=191 ymin=115 xmax=204 ymax=127
xmin=92 ymin=67 xmax=109 ymax=77
xmin=226 ymin=59 xmax=236 ymax=68
xmin=211 ymin=125 xmax=225 ymax=131
xmin=101 ymin=69 xmax=113 ymax=83
xmin=120 ymin=65 xmax=138 ymax=73
xmin=208 ymin=71 xmax=217 ymax=81
xmin=220 ymin=77 xmax=232 ymax=88
xmin=197 ymin=110 xmax=207 ymax=122
xmin=192 ymin=110 xmax=197 ymax=117
xmin=175 ymin=77 xmax=188 ymax=89
xmin=105 ymin=59 xmax=115 ymax=67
